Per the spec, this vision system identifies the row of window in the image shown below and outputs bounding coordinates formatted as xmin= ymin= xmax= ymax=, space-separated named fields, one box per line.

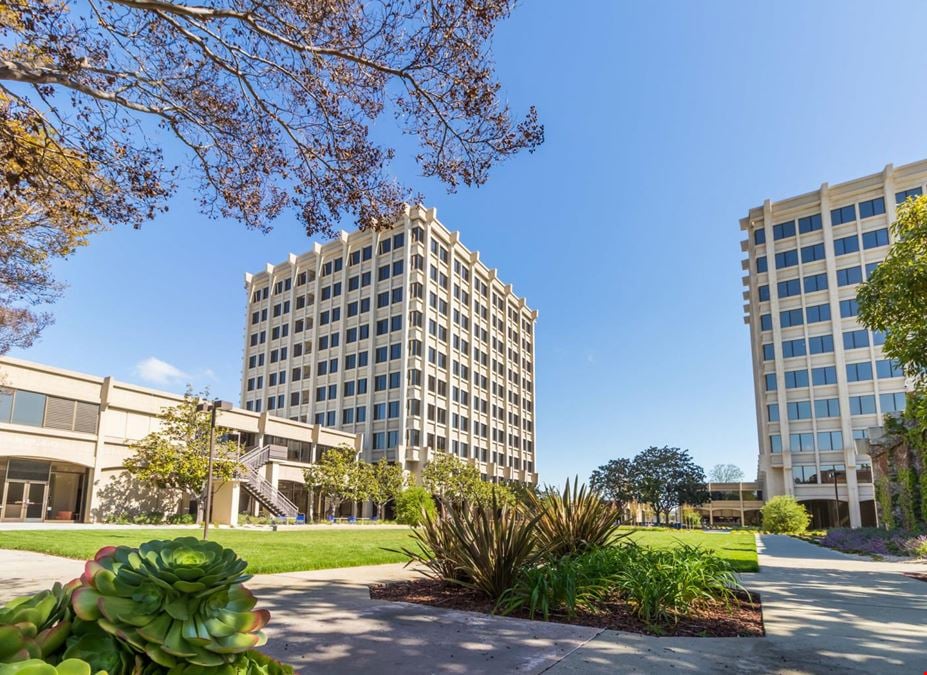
xmin=761 ymin=331 xmax=888 ymax=360
xmin=764 ymin=360 xmax=903 ymax=391
xmin=754 ymin=187 xmax=923 ymax=246
xmin=758 ymin=262 xmax=880 ymax=302
xmin=759 ymin=228 xmax=889 ymax=273
xmin=792 ymin=463 xmax=872 ymax=485
xmin=760 ymin=298 xmax=858 ymax=331
xmin=768 ymin=388 xmax=906 ymax=421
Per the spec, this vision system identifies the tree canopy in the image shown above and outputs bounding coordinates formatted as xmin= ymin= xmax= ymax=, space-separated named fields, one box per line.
xmin=0 ymin=0 xmax=542 ymax=351
xmin=858 ymin=194 xmax=927 ymax=381
xmin=589 ymin=457 xmax=635 ymax=515
xmin=124 ymin=390 xmax=239 ymax=522
xmin=591 ymin=446 xmax=708 ymax=525
xmin=303 ymin=445 xmax=364 ymax=518
xmin=708 ymin=463 xmax=745 ymax=483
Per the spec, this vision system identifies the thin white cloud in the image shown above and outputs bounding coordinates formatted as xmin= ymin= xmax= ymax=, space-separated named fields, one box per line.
xmin=134 ymin=356 xmax=190 ymax=386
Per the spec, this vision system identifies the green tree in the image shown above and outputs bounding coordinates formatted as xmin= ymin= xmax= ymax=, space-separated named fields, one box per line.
xmin=589 ymin=457 xmax=635 ymax=520
xmin=124 ymin=390 xmax=239 ymax=524
xmin=760 ymin=496 xmax=811 ymax=534
xmin=303 ymin=446 xmax=365 ymax=519
xmin=394 ymin=486 xmax=437 ymax=526
xmin=0 ymin=0 xmax=541 ymax=348
xmin=629 ymin=446 xmax=709 ymax=525
xmin=368 ymin=459 xmax=405 ymax=520
xmin=421 ymin=452 xmax=479 ymax=510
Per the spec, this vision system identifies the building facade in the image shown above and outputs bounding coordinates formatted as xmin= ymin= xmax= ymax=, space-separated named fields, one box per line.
xmin=241 ymin=205 xmax=538 ymax=485
xmin=741 ymin=160 xmax=924 ymax=528
xmin=0 ymin=357 xmax=360 ymax=524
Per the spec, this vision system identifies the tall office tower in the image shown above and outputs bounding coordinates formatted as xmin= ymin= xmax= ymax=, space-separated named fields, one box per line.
xmin=241 ymin=205 xmax=538 ymax=485
xmin=741 ymin=161 xmax=923 ymax=528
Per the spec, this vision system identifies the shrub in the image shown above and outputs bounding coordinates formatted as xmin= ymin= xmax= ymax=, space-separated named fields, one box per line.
xmin=394 ymin=486 xmax=437 ymax=526
xmin=400 ymin=496 xmax=546 ymax=601
xmin=612 ymin=543 xmax=742 ymax=626
xmin=526 ymin=478 xmax=625 ymax=560
xmin=760 ymin=496 xmax=810 ymax=534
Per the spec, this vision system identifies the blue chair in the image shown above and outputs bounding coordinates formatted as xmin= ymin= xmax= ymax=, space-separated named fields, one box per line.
xmin=348 ymin=515 xmax=357 ymax=524
xmin=295 ymin=514 xmax=306 ymax=525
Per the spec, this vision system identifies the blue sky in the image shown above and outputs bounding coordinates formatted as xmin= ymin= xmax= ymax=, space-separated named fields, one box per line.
xmin=12 ymin=1 xmax=927 ymax=485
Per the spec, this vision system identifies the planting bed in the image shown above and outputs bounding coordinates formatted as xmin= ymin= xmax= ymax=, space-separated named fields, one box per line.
xmin=370 ymin=578 xmax=764 ymax=637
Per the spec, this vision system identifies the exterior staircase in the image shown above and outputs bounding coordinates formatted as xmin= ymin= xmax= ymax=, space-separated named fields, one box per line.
xmin=238 ymin=445 xmax=299 ymax=518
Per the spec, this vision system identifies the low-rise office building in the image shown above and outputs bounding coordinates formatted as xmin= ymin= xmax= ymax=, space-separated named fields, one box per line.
xmin=0 ymin=357 xmax=360 ymax=524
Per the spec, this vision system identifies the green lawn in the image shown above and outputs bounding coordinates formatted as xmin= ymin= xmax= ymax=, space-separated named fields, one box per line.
xmin=0 ymin=526 xmax=758 ymax=574
xmin=624 ymin=528 xmax=759 ymax=572
xmin=0 ymin=528 xmax=416 ymax=574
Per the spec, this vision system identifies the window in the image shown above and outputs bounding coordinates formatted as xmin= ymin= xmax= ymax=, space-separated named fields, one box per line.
xmin=389 ymin=372 xmax=401 ymax=388
xmin=872 ymin=330 xmax=886 ymax=345
xmin=817 ymin=430 xmax=843 ymax=451
xmin=375 ymin=346 xmax=388 ymax=363
xmin=790 ymin=432 xmax=815 ymax=452
xmin=803 ymin=273 xmax=828 ymax=293
xmin=373 ymin=403 xmax=387 ymax=420
xmin=356 ymin=405 xmax=367 ymax=422
xmin=777 ymin=278 xmax=801 ymax=298
xmin=849 ymin=395 xmax=876 ymax=415
xmin=773 ymin=220 xmax=796 ymax=240
xmin=344 ymin=381 xmax=355 ymax=397
xmin=758 ymin=285 xmax=770 ymax=301
xmin=767 ymin=404 xmax=779 ymax=422
xmin=800 ymin=243 xmax=825 ymax=264
xmin=781 ymin=338 xmax=806 ymax=358
xmin=792 ymin=465 xmax=818 ymax=485
xmin=10 ymin=391 xmax=46 ymax=426
xmin=857 ymin=462 xmax=873 ymax=483
xmin=865 ymin=261 xmax=880 ymax=278
xmin=357 ymin=378 xmax=368 ymax=394
xmin=345 ymin=354 xmax=357 ymax=370
xmin=776 ymin=249 xmax=799 ymax=269
xmin=375 ymin=375 xmax=387 ymax=391
xmin=876 ymin=359 xmax=903 ymax=379
xmin=814 ymin=398 xmax=840 ymax=418
xmin=787 ymin=401 xmax=812 ymax=420
xmin=765 ymin=373 xmax=777 ymax=391
xmin=836 ymin=266 xmax=862 ymax=286
xmin=760 ymin=314 xmax=772 ymax=331
xmin=377 ymin=291 xmax=389 ymax=308
xmin=846 ymin=362 xmax=873 ymax=382
xmin=798 ymin=213 xmax=822 ymax=233
xmin=390 ymin=343 xmax=401 ymax=360
xmin=785 ymin=369 xmax=809 ymax=389
xmin=808 ymin=334 xmax=834 ymax=354
xmin=830 ymin=204 xmax=856 ymax=225
xmin=780 ymin=308 xmax=804 ymax=328
xmin=805 ymin=303 xmax=830 ymax=323
xmin=378 ymin=264 xmax=390 ymax=281
xmin=843 ymin=329 xmax=869 ymax=350
xmin=833 ymin=235 xmax=859 ymax=256
xmin=880 ymin=392 xmax=906 ymax=413
xmin=762 ymin=343 xmax=775 ymax=361
xmin=754 ymin=228 xmax=766 ymax=244
xmin=361 ymin=271 xmax=371 ymax=286
xmin=895 ymin=187 xmax=922 ymax=203
xmin=858 ymin=197 xmax=885 ymax=219
xmin=756 ymin=256 xmax=767 ymax=273
xmin=812 ymin=366 xmax=837 ymax=385
xmin=840 ymin=298 xmax=859 ymax=317
xmin=770 ymin=434 xmax=782 ymax=453
xmin=862 ymin=228 xmax=889 ymax=249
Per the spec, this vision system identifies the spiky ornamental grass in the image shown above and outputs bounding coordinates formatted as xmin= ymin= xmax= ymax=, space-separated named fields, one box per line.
xmin=71 ymin=537 xmax=268 ymax=669
xmin=0 ymin=581 xmax=80 ymax=664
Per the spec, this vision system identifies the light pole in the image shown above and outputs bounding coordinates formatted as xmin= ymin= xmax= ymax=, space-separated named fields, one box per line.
xmin=196 ymin=399 xmax=233 ymax=540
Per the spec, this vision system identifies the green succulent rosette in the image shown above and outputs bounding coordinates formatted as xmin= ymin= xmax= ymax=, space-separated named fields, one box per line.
xmin=161 ymin=650 xmax=293 ymax=675
xmin=62 ymin=621 xmax=139 ymax=675
xmin=0 ymin=581 xmax=80 ymax=663
xmin=0 ymin=658 xmax=102 ymax=675
xmin=71 ymin=538 xmax=269 ymax=669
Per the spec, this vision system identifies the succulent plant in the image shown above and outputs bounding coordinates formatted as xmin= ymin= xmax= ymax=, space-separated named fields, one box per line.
xmin=0 ymin=658 xmax=100 ymax=675
xmin=62 ymin=621 xmax=140 ymax=675
xmin=72 ymin=538 xmax=269 ymax=669
xmin=162 ymin=650 xmax=293 ymax=675
xmin=0 ymin=581 xmax=80 ymax=663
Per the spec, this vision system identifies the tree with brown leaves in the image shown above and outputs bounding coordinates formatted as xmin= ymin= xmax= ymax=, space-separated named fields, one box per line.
xmin=0 ymin=0 xmax=542 ymax=352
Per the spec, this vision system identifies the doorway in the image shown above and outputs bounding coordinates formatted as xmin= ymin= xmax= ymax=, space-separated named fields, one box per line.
xmin=1 ymin=480 xmax=48 ymax=521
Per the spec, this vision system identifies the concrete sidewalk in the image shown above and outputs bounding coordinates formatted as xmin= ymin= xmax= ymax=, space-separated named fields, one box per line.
xmin=2 ymin=536 xmax=927 ymax=674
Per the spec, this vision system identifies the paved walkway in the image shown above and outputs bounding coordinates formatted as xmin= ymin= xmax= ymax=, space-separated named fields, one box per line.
xmin=2 ymin=535 xmax=926 ymax=674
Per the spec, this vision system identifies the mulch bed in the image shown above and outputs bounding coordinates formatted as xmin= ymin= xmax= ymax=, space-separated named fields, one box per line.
xmin=904 ymin=572 xmax=927 ymax=583
xmin=369 ymin=578 xmax=764 ymax=637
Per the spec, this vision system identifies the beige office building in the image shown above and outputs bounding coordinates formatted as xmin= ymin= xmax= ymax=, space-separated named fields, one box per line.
xmin=741 ymin=160 xmax=923 ymax=528
xmin=241 ymin=204 xmax=538 ymax=485
xmin=0 ymin=357 xmax=360 ymax=523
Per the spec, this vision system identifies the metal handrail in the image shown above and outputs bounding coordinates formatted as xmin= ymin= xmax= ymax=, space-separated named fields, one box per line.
xmin=237 ymin=445 xmax=298 ymax=518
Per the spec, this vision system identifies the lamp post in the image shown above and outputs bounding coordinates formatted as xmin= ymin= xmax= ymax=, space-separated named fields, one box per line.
xmin=196 ymin=399 xmax=233 ymax=540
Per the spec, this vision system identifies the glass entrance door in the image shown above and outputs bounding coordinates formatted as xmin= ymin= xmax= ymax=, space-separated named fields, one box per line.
xmin=1 ymin=480 xmax=48 ymax=521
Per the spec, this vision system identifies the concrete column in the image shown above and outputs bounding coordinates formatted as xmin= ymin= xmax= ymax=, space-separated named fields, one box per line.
xmin=212 ymin=481 xmax=240 ymax=526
